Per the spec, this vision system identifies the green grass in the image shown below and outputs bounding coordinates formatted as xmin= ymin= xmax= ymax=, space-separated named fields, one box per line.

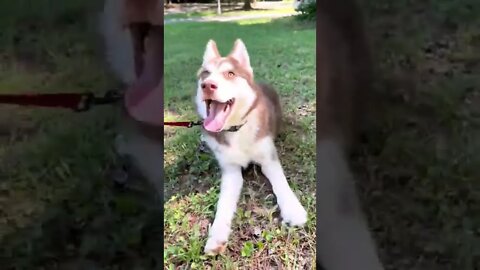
xmin=163 ymin=18 xmax=316 ymax=269
xmin=0 ymin=0 xmax=162 ymax=269
xmin=164 ymin=7 xmax=296 ymax=21
xmin=356 ymin=0 xmax=480 ymax=269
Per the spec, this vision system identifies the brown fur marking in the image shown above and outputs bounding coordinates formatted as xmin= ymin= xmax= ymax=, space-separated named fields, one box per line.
xmin=204 ymin=130 xmax=230 ymax=146
xmin=225 ymin=56 xmax=281 ymax=140
xmin=253 ymin=83 xmax=282 ymax=140
xmin=206 ymin=242 xmax=227 ymax=255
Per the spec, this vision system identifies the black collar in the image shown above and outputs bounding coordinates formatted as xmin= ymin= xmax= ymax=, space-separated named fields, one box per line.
xmin=224 ymin=122 xmax=246 ymax=132
xmin=199 ymin=121 xmax=247 ymax=133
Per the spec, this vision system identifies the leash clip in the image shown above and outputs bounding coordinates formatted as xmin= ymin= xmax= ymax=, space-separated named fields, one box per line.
xmin=74 ymin=90 xmax=122 ymax=112
xmin=188 ymin=121 xmax=203 ymax=128
xmin=74 ymin=93 xmax=94 ymax=112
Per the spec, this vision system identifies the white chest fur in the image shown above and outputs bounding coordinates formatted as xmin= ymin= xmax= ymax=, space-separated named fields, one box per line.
xmin=202 ymin=117 xmax=272 ymax=168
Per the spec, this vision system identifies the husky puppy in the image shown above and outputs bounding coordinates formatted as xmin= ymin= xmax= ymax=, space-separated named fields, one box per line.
xmin=100 ymin=0 xmax=164 ymax=195
xmin=195 ymin=39 xmax=308 ymax=254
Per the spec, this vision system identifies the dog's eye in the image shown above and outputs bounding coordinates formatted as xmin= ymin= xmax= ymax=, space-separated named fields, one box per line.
xmin=199 ymin=70 xmax=210 ymax=78
xmin=227 ymin=71 xmax=235 ymax=78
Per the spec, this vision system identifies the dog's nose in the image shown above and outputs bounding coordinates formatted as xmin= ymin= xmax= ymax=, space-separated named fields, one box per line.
xmin=201 ymin=81 xmax=217 ymax=92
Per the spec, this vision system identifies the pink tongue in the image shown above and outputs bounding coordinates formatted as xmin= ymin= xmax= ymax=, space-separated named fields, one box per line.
xmin=204 ymin=102 xmax=229 ymax=132
xmin=124 ymin=73 xmax=162 ymax=125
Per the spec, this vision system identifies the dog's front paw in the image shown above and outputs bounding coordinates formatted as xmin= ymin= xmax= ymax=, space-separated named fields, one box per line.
xmin=204 ymin=223 xmax=230 ymax=255
xmin=204 ymin=236 xmax=228 ymax=255
xmin=281 ymin=202 xmax=307 ymax=227
xmin=114 ymin=134 xmax=128 ymax=155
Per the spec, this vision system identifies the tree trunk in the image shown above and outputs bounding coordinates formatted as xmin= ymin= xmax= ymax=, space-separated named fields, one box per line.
xmin=243 ymin=0 xmax=252 ymax=10
xmin=217 ymin=0 xmax=222 ymax=14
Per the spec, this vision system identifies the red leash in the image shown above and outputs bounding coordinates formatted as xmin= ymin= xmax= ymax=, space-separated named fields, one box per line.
xmin=0 ymin=91 xmax=202 ymax=128
xmin=164 ymin=121 xmax=202 ymax=128
xmin=0 ymin=91 xmax=122 ymax=112
xmin=0 ymin=93 xmax=90 ymax=111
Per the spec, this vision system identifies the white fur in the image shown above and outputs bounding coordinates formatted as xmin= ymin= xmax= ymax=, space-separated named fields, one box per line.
xmin=204 ymin=164 xmax=244 ymax=252
xmin=316 ymin=140 xmax=384 ymax=270
xmin=203 ymin=117 xmax=307 ymax=254
xmin=203 ymin=40 xmax=220 ymax=65
xmin=258 ymin=138 xmax=307 ymax=226
xmin=217 ymin=62 xmax=234 ymax=72
xmin=99 ymin=0 xmax=135 ymax=84
xmin=198 ymin=40 xmax=307 ymax=254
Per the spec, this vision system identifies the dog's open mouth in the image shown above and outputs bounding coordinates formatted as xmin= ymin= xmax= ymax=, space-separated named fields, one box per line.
xmin=203 ymin=98 xmax=235 ymax=132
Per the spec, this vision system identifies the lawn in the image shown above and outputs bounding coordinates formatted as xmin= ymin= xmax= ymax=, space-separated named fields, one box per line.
xmin=163 ymin=18 xmax=316 ymax=269
xmin=355 ymin=0 xmax=480 ymax=269
xmin=0 ymin=0 xmax=163 ymax=269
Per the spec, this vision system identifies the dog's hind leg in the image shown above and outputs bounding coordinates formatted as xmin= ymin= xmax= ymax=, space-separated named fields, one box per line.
xmin=256 ymin=138 xmax=307 ymax=227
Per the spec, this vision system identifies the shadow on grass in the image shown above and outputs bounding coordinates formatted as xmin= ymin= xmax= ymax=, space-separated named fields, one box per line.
xmin=349 ymin=0 xmax=480 ymax=269
xmin=1 ymin=175 xmax=163 ymax=269
xmin=0 ymin=0 xmax=165 ymax=268
xmin=0 ymin=108 xmax=163 ymax=269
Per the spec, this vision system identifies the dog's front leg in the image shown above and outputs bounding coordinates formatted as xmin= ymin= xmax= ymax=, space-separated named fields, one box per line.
xmin=204 ymin=164 xmax=244 ymax=255
xmin=259 ymin=141 xmax=307 ymax=226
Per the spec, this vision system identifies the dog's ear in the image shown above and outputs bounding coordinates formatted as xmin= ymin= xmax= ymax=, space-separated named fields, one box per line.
xmin=203 ymin=40 xmax=221 ymax=65
xmin=229 ymin=39 xmax=253 ymax=75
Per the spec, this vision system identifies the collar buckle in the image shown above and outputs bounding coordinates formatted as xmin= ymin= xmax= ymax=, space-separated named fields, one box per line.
xmin=224 ymin=122 xmax=247 ymax=132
